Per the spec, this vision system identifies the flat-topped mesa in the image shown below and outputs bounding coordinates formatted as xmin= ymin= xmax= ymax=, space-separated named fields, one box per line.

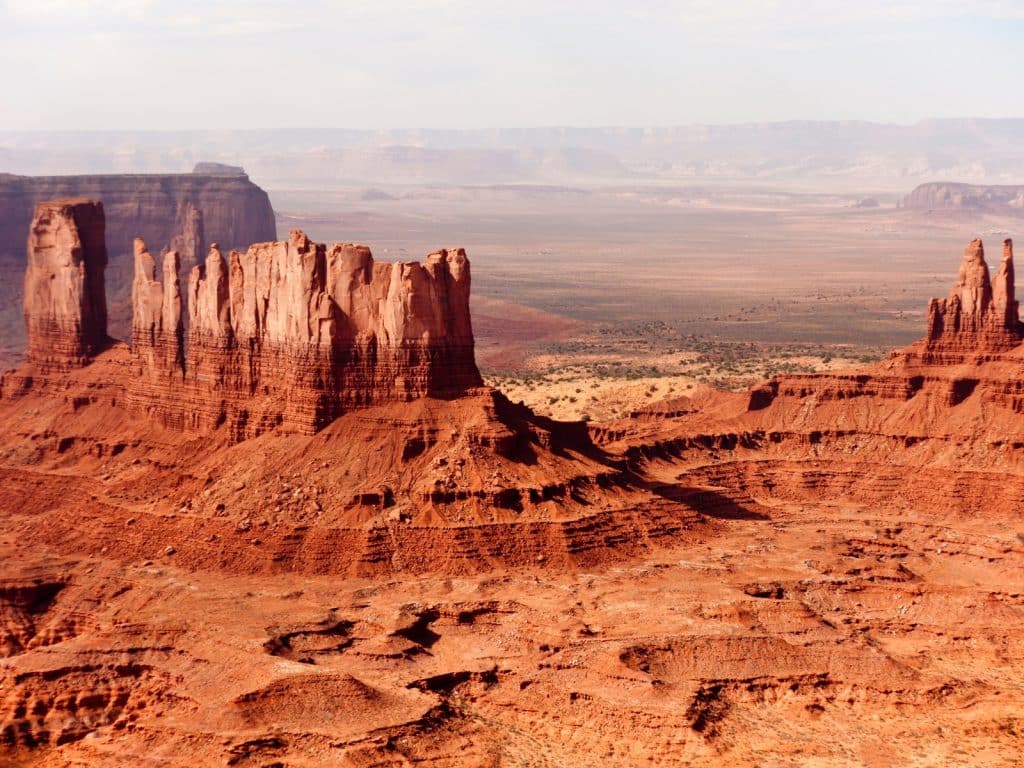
xmin=23 ymin=199 xmax=108 ymax=372
xmin=131 ymin=229 xmax=483 ymax=439
xmin=923 ymin=238 xmax=1022 ymax=362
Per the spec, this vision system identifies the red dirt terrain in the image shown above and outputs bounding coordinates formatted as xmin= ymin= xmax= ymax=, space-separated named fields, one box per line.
xmin=0 ymin=203 xmax=1022 ymax=766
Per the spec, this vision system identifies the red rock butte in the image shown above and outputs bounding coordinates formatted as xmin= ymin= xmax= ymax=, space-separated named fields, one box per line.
xmin=22 ymin=199 xmax=109 ymax=373
xmin=132 ymin=230 xmax=482 ymax=439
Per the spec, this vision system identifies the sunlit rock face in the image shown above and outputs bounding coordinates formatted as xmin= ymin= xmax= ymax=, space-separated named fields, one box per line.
xmin=23 ymin=199 xmax=109 ymax=373
xmin=130 ymin=229 xmax=482 ymax=439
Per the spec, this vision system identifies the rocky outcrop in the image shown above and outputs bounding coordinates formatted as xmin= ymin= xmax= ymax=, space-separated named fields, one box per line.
xmin=22 ymin=200 xmax=108 ymax=372
xmin=739 ymin=238 xmax=1023 ymax=414
xmin=903 ymin=182 xmax=1024 ymax=215
xmin=131 ymin=239 xmax=185 ymax=385
xmin=0 ymin=170 xmax=276 ymax=355
xmin=922 ymin=238 xmax=1021 ymax=362
xmin=130 ymin=229 xmax=482 ymax=438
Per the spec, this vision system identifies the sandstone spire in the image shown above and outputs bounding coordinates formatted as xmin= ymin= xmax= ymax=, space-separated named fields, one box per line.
xmin=925 ymin=237 xmax=1022 ymax=359
xmin=993 ymin=239 xmax=1017 ymax=329
xmin=131 ymin=238 xmax=184 ymax=378
xmin=188 ymin=244 xmax=231 ymax=338
xmin=23 ymin=199 xmax=108 ymax=372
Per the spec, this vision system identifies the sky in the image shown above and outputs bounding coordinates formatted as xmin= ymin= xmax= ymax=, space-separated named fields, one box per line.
xmin=0 ymin=0 xmax=1022 ymax=130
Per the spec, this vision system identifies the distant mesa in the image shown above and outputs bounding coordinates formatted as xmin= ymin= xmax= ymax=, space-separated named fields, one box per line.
xmin=191 ymin=162 xmax=248 ymax=176
xmin=904 ymin=182 xmax=1024 ymax=215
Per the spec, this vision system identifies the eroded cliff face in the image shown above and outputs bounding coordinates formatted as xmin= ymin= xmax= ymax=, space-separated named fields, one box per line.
xmin=23 ymin=200 xmax=109 ymax=373
xmin=129 ymin=229 xmax=482 ymax=438
xmin=131 ymin=239 xmax=185 ymax=384
xmin=0 ymin=171 xmax=275 ymax=360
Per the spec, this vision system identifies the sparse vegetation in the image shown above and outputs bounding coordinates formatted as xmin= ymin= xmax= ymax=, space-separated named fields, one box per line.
xmin=483 ymin=324 xmax=888 ymax=422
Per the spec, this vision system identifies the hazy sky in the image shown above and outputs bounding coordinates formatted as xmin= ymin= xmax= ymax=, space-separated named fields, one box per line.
xmin=1 ymin=0 xmax=1022 ymax=130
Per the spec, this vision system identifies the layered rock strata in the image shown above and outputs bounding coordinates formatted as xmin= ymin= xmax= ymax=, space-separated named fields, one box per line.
xmin=22 ymin=199 xmax=109 ymax=372
xmin=129 ymin=229 xmax=482 ymax=438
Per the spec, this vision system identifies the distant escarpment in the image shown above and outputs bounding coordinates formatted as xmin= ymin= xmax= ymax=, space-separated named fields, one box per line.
xmin=0 ymin=169 xmax=275 ymax=360
xmin=904 ymin=182 xmax=1024 ymax=215
xmin=0 ymin=169 xmax=275 ymax=275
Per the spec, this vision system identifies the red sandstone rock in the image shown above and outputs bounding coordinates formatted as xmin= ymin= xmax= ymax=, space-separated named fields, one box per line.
xmin=129 ymin=230 xmax=482 ymax=439
xmin=131 ymin=238 xmax=184 ymax=380
xmin=924 ymin=238 xmax=1021 ymax=361
xmin=22 ymin=199 xmax=108 ymax=373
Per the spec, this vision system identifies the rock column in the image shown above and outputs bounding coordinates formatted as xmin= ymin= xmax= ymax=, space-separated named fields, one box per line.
xmin=23 ymin=199 xmax=108 ymax=372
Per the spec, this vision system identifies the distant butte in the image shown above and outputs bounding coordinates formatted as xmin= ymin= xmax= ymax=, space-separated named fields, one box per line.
xmin=904 ymin=181 xmax=1024 ymax=215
